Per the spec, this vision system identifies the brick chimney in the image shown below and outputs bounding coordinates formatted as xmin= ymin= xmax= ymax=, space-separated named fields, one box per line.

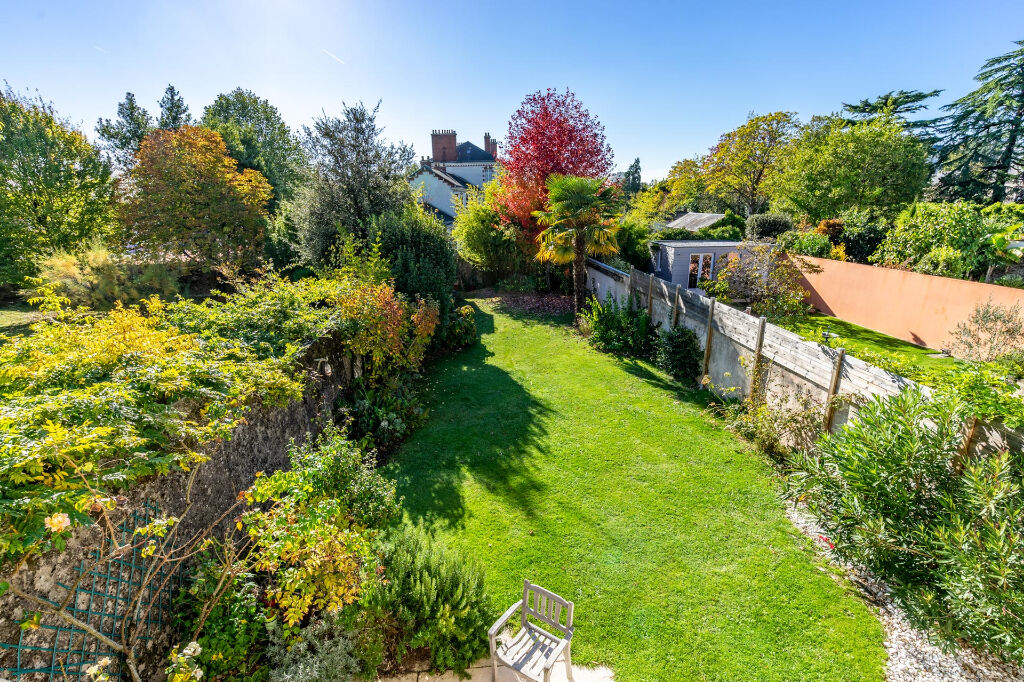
xmin=431 ymin=129 xmax=457 ymax=163
xmin=484 ymin=132 xmax=498 ymax=158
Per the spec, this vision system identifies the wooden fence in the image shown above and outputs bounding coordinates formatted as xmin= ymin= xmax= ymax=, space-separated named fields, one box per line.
xmin=586 ymin=259 xmax=1022 ymax=453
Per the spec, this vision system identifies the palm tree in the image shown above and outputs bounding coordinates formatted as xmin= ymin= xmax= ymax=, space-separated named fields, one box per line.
xmin=533 ymin=174 xmax=621 ymax=318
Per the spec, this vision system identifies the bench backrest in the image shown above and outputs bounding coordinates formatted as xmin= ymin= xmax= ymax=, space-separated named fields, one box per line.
xmin=520 ymin=579 xmax=574 ymax=635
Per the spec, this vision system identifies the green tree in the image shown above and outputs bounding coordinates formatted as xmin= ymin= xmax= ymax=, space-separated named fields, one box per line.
xmin=621 ymin=157 xmax=642 ymax=198
xmin=96 ymin=92 xmax=154 ymax=169
xmin=201 ymin=88 xmax=306 ymax=212
xmin=775 ymin=116 xmax=930 ymax=222
xmin=118 ymin=126 xmax=272 ymax=271
xmin=0 ymin=87 xmax=113 ymax=289
xmin=842 ymin=89 xmax=942 ymax=132
xmin=452 ymin=182 xmax=525 ymax=280
xmin=292 ymin=101 xmax=414 ymax=267
xmin=157 ymin=84 xmax=192 ymax=129
xmin=368 ymin=203 xmax=457 ymax=321
xmin=702 ymin=112 xmax=799 ymax=216
xmin=872 ymin=202 xmax=996 ymax=279
xmin=533 ymin=174 xmax=621 ymax=317
xmin=935 ymin=40 xmax=1024 ymax=202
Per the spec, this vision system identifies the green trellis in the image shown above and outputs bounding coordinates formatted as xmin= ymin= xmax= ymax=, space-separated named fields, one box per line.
xmin=0 ymin=502 xmax=185 ymax=681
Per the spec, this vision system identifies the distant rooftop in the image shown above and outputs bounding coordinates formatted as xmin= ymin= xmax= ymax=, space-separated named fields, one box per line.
xmin=454 ymin=141 xmax=495 ymax=163
xmin=652 ymin=240 xmax=740 ymax=247
xmin=664 ymin=212 xmax=726 ymax=231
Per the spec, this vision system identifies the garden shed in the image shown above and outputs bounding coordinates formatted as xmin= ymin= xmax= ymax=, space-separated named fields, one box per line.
xmin=650 ymin=240 xmax=739 ymax=291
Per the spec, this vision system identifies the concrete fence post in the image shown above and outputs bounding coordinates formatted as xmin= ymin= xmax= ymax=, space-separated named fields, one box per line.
xmin=701 ymin=297 xmax=717 ymax=386
xmin=750 ymin=316 xmax=768 ymax=399
xmin=627 ymin=265 xmax=635 ymax=303
xmin=646 ymin=272 xmax=655 ymax=317
xmin=672 ymin=284 xmax=682 ymax=328
xmin=823 ymin=348 xmax=846 ymax=432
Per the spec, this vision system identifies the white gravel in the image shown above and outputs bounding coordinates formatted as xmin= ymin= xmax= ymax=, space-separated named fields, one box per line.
xmin=785 ymin=504 xmax=1024 ymax=682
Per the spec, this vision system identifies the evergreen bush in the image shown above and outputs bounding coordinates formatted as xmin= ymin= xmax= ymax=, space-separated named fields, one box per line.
xmin=656 ymin=325 xmax=702 ymax=384
xmin=745 ymin=213 xmax=793 ymax=240
xmin=791 ymin=389 xmax=1024 ymax=662
xmin=579 ymin=294 xmax=658 ymax=358
xmin=370 ymin=526 xmax=492 ymax=674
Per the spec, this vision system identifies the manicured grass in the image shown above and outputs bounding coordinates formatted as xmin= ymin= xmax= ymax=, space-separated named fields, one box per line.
xmin=385 ymin=299 xmax=886 ymax=681
xmin=0 ymin=303 xmax=38 ymax=340
xmin=783 ymin=313 xmax=953 ymax=381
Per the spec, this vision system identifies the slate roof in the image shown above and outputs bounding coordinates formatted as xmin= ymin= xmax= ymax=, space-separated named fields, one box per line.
xmin=413 ymin=165 xmax=471 ymax=189
xmin=455 ymin=141 xmax=495 ymax=162
xmin=664 ymin=212 xmax=726 ymax=231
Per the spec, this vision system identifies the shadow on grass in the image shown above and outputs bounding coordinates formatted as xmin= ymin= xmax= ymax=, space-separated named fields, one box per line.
xmin=614 ymin=356 xmax=715 ymax=408
xmin=389 ymin=306 xmax=553 ymax=530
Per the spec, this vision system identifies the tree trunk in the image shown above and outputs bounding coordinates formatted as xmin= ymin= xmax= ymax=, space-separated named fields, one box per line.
xmin=573 ymin=233 xmax=586 ymax=321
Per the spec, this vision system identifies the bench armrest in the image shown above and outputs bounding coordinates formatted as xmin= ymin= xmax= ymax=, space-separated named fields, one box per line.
xmin=488 ymin=602 xmax=522 ymax=639
xmin=543 ymin=629 xmax=574 ymax=670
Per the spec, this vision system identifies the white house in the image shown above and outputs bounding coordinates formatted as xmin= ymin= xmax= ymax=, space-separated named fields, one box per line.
xmin=410 ymin=130 xmax=498 ymax=224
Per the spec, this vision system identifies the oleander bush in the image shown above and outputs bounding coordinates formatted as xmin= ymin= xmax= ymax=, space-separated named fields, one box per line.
xmin=790 ymin=389 xmax=1024 ymax=662
xmin=0 ymin=274 xmax=436 ymax=567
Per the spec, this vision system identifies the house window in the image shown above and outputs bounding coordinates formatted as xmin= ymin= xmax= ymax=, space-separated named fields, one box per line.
xmin=688 ymin=253 xmax=713 ymax=289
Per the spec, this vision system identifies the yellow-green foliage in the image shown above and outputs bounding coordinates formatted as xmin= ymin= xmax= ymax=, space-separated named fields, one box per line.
xmin=0 ymin=275 xmax=437 ymax=567
xmin=29 ymin=242 xmax=181 ymax=309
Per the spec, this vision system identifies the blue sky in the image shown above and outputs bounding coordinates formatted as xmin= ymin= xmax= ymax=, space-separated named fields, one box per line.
xmin=3 ymin=0 xmax=1022 ymax=180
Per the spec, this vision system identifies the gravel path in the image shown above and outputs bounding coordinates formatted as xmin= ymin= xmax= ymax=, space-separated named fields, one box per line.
xmin=786 ymin=505 xmax=1024 ymax=682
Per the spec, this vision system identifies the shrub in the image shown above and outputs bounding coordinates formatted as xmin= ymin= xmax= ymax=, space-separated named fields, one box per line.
xmin=947 ymin=300 xmax=1024 ymax=363
xmin=702 ymin=242 xmax=813 ymax=322
xmin=838 ymin=209 xmax=889 ymax=263
xmin=917 ymin=245 xmax=971 ymax=279
xmin=790 ymin=389 xmax=1024 ymax=661
xmin=613 ymin=216 xmax=654 ymax=270
xmin=873 ymin=202 xmax=995 ymax=278
xmin=267 ymin=616 xmax=362 ymax=682
xmin=243 ymin=425 xmax=400 ymax=626
xmin=996 ymin=274 xmax=1024 ymax=289
xmin=656 ymin=325 xmax=702 ymax=384
xmin=0 ymin=275 xmax=431 ymax=567
xmin=777 ymin=231 xmax=831 ymax=258
xmin=368 ymin=204 xmax=458 ymax=324
xmin=814 ymin=218 xmax=845 ymax=240
xmin=369 ymin=526 xmax=492 ymax=674
xmin=745 ymin=213 xmax=793 ymax=240
xmin=29 ymin=242 xmax=181 ymax=309
xmin=709 ymin=209 xmax=746 ymax=231
xmin=452 ymin=184 xmax=528 ymax=281
xmin=347 ymin=375 xmax=427 ymax=453
xmin=441 ymin=305 xmax=477 ymax=351
xmin=579 ymin=294 xmax=657 ymax=358
xmin=175 ymin=566 xmax=269 ymax=681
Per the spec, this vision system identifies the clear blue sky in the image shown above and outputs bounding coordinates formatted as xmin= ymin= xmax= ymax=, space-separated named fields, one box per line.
xmin=3 ymin=0 xmax=1022 ymax=180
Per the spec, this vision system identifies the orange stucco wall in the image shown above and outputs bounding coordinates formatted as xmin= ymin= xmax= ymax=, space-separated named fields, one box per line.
xmin=794 ymin=256 xmax=1024 ymax=350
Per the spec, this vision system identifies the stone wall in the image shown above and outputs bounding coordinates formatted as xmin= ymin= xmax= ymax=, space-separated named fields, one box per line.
xmin=0 ymin=333 xmax=363 ymax=680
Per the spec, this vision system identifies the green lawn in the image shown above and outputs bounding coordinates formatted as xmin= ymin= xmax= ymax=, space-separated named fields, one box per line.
xmin=783 ymin=313 xmax=953 ymax=381
xmin=385 ymin=299 xmax=886 ymax=681
xmin=0 ymin=303 xmax=38 ymax=340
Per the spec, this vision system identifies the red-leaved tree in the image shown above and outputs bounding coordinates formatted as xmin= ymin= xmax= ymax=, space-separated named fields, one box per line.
xmin=496 ymin=89 xmax=613 ymax=238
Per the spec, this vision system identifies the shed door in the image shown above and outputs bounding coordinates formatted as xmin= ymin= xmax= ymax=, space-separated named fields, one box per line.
xmin=688 ymin=253 xmax=713 ymax=288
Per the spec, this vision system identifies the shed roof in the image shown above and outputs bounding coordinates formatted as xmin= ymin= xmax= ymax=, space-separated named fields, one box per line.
xmin=664 ymin=212 xmax=726 ymax=231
